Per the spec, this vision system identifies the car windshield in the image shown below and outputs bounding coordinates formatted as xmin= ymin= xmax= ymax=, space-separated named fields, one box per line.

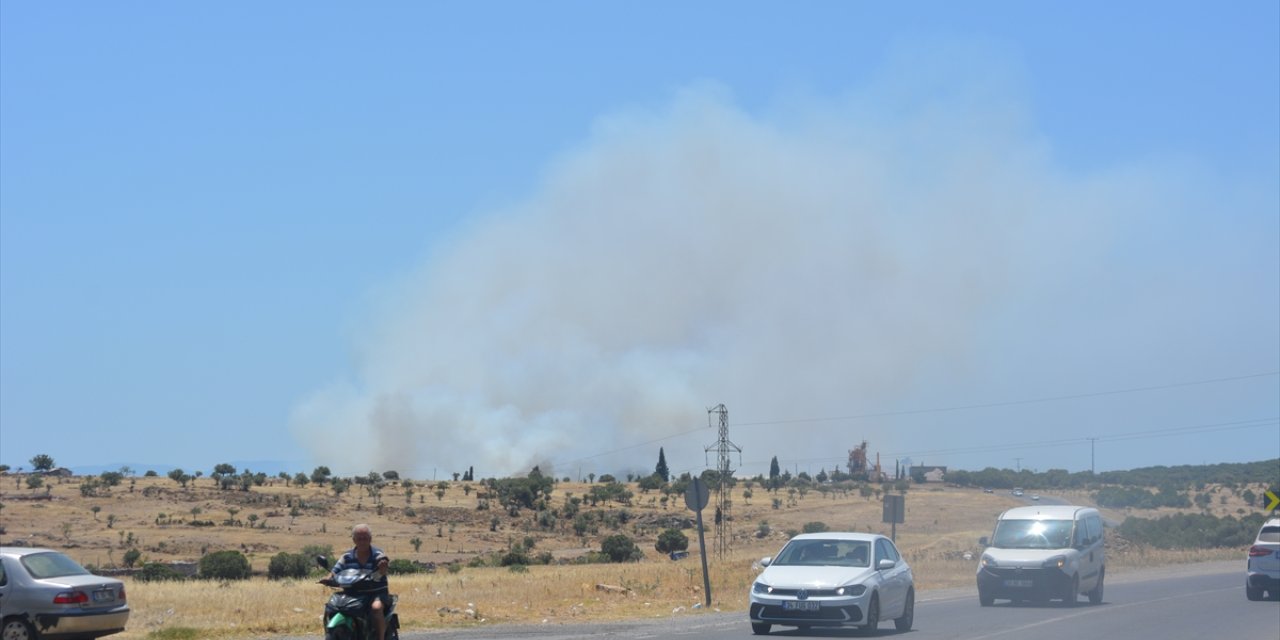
xmin=772 ymin=540 xmax=871 ymax=567
xmin=21 ymin=552 xmax=92 ymax=579
xmin=991 ymin=519 xmax=1073 ymax=549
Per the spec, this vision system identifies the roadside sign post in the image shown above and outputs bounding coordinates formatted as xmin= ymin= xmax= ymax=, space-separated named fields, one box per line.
xmin=685 ymin=477 xmax=712 ymax=607
xmin=882 ymin=493 xmax=905 ymax=542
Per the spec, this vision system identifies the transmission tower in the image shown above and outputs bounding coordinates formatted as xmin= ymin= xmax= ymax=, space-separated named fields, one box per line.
xmin=705 ymin=403 xmax=741 ymax=559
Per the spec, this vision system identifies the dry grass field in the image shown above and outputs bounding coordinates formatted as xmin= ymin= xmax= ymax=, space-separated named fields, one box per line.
xmin=0 ymin=473 xmax=1261 ymax=639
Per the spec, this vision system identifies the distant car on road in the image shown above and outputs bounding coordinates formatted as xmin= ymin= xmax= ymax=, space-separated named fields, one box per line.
xmin=1246 ymin=517 xmax=1280 ymax=601
xmin=1031 ymin=495 xmax=1042 ymax=501
xmin=750 ymin=532 xmax=914 ymax=635
xmin=1012 ymin=488 xmax=1024 ymax=497
xmin=0 ymin=546 xmax=130 ymax=639
xmin=983 ymin=488 xmax=994 ymax=494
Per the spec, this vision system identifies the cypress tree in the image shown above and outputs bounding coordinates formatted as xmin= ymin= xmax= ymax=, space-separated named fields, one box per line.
xmin=655 ymin=448 xmax=670 ymax=482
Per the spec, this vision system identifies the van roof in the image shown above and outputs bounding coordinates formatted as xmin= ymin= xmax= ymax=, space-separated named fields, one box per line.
xmin=999 ymin=505 xmax=1097 ymax=520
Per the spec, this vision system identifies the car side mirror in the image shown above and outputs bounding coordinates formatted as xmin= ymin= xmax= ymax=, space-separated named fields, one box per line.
xmin=877 ymin=559 xmax=895 ymax=571
xmin=978 ymin=536 xmax=988 ymax=547
xmin=760 ymin=556 xmax=772 ymax=567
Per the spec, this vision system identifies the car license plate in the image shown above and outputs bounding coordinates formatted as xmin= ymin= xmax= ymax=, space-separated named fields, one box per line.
xmin=92 ymin=588 xmax=114 ymax=603
xmin=1003 ymin=579 xmax=1033 ymax=588
xmin=783 ymin=601 xmax=821 ymax=611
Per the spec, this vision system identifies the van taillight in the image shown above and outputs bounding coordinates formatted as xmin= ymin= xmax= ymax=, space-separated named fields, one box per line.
xmin=118 ymin=584 xmax=126 ymax=603
xmin=53 ymin=590 xmax=89 ymax=604
xmin=1248 ymin=546 xmax=1274 ymax=557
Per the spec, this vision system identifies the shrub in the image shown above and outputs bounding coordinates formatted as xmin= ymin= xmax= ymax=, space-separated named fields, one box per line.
xmin=500 ymin=549 xmax=530 ymax=566
xmin=655 ymin=528 xmax=689 ymax=554
xmin=601 ymin=534 xmax=643 ymax=562
xmin=387 ymin=559 xmax=420 ymax=575
xmin=267 ymin=552 xmax=311 ymax=580
xmin=123 ymin=548 xmax=142 ymax=568
xmin=136 ymin=562 xmax=185 ymax=582
xmin=802 ymin=521 xmax=829 ymax=534
xmin=199 ymin=550 xmax=251 ymax=580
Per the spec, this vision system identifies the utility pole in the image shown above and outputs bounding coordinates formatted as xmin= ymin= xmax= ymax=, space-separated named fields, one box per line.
xmin=705 ymin=404 xmax=741 ymax=559
xmin=1014 ymin=458 xmax=1022 ymax=472
xmin=1087 ymin=438 xmax=1098 ymax=474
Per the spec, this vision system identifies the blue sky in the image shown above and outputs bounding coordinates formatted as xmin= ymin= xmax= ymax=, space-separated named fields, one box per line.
xmin=2 ymin=1 xmax=1277 ymax=481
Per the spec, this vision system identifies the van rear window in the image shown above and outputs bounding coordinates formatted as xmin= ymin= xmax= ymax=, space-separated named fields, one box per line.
xmin=1259 ymin=526 xmax=1280 ymax=543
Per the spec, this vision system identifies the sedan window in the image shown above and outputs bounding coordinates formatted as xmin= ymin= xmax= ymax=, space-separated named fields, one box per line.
xmin=774 ymin=540 xmax=871 ymax=567
xmin=21 ymin=552 xmax=92 ymax=579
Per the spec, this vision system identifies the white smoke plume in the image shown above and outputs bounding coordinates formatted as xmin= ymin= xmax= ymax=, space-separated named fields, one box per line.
xmin=289 ymin=59 xmax=1254 ymax=479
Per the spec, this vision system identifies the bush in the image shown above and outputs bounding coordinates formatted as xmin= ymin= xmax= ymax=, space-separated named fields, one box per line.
xmin=136 ymin=562 xmax=185 ymax=582
xmin=267 ymin=552 xmax=312 ymax=580
xmin=123 ymin=548 xmax=142 ymax=568
xmin=199 ymin=550 xmax=251 ymax=580
xmin=500 ymin=549 xmax=530 ymax=566
xmin=1117 ymin=512 xmax=1266 ymax=549
xmin=601 ymin=534 xmax=643 ymax=562
xmin=387 ymin=559 xmax=421 ymax=575
xmin=802 ymin=521 xmax=829 ymax=534
xmin=655 ymin=528 xmax=689 ymax=554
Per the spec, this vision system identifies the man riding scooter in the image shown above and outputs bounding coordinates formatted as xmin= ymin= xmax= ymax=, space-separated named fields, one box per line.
xmin=328 ymin=524 xmax=391 ymax=640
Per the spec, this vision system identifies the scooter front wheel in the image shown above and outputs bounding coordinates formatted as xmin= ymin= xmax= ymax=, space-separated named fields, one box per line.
xmin=324 ymin=626 xmax=355 ymax=640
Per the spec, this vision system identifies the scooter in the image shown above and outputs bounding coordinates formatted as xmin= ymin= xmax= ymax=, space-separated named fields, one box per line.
xmin=316 ymin=555 xmax=400 ymax=640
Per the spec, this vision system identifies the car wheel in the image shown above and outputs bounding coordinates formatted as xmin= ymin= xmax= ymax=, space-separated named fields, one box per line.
xmin=861 ymin=593 xmax=880 ymax=634
xmin=751 ymin=622 xmax=771 ymax=635
xmin=895 ymin=587 xmax=915 ymax=631
xmin=979 ymin=588 xmax=994 ymax=606
xmin=1087 ymin=567 xmax=1104 ymax=605
xmin=1063 ymin=575 xmax=1079 ymax=607
xmin=1246 ymin=586 xmax=1264 ymax=601
xmin=1 ymin=618 xmax=37 ymax=640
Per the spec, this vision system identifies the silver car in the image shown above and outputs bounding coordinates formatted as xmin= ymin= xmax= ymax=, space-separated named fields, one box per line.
xmin=1246 ymin=517 xmax=1280 ymax=601
xmin=0 ymin=547 xmax=129 ymax=639
xmin=749 ymin=532 xmax=914 ymax=635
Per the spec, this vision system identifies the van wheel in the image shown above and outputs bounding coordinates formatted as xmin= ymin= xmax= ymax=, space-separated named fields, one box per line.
xmin=895 ymin=587 xmax=915 ymax=631
xmin=751 ymin=622 xmax=771 ymax=634
xmin=1087 ymin=566 xmax=1104 ymax=604
xmin=1062 ymin=575 xmax=1079 ymax=607
xmin=1246 ymin=586 xmax=1264 ymax=601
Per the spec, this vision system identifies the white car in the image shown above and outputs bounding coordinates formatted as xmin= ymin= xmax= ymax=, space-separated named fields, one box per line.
xmin=1246 ymin=517 xmax=1280 ymax=601
xmin=0 ymin=546 xmax=129 ymax=639
xmin=749 ymin=532 xmax=914 ymax=635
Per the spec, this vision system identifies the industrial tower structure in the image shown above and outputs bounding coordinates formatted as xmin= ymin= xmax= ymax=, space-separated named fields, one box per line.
xmin=705 ymin=403 xmax=741 ymax=559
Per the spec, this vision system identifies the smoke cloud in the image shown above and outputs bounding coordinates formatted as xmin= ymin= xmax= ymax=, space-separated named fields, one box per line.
xmin=289 ymin=57 xmax=1261 ymax=479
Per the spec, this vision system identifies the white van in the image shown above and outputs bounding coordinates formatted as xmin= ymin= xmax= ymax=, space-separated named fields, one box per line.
xmin=976 ymin=505 xmax=1105 ymax=606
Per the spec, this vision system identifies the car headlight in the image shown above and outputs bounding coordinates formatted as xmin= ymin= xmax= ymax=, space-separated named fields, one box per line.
xmin=836 ymin=584 xmax=866 ymax=597
xmin=1042 ymin=555 xmax=1067 ymax=570
xmin=981 ymin=555 xmax=997 ymax=568
xmin=753 ymin=582 xmax=774 ymax=594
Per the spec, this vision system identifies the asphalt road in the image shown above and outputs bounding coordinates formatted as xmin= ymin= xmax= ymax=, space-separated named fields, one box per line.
xmin=276 ymin=560 xmax=1276 ymax=640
